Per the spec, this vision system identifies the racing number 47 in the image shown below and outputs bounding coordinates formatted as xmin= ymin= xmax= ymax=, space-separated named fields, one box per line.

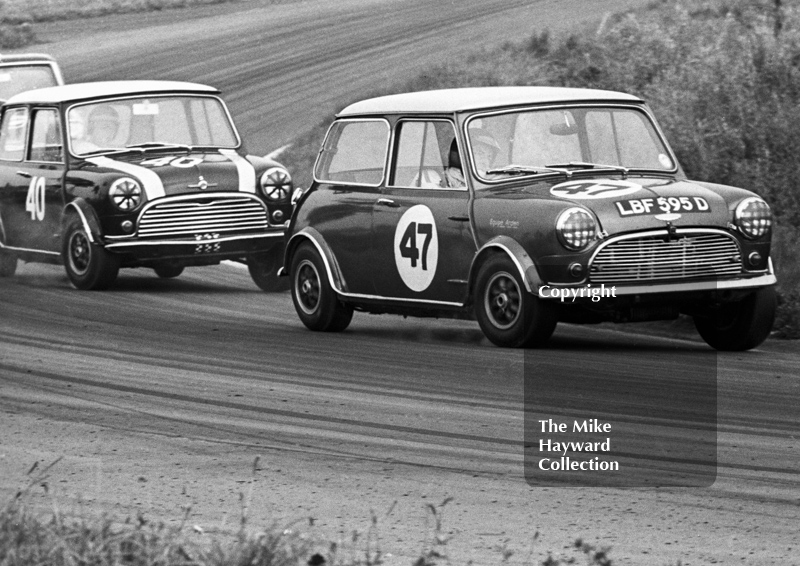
xmin=25 ymin=176 xmax=46 ymax=221
xmin=399 ymin=222 xmax=433 ymax=270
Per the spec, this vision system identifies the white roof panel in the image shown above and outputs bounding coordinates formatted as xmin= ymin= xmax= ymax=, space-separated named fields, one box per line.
xmin=4 ymin=80 xmax=218 ymax=105
xmin=338 ymin=86 xmax=642 ymax=116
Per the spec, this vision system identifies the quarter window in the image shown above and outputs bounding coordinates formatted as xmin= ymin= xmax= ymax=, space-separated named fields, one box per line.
xmin=315 ymin=120 xmax=389 ymax=185
xmin=0 ymin=107 xmax=29 ymax=161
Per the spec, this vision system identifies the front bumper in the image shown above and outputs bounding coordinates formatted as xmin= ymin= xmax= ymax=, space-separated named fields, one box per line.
xmin=103 ymin=231 xmax=284 ymax=261
xmin=535 ymin=263 xmax=776 ymax=302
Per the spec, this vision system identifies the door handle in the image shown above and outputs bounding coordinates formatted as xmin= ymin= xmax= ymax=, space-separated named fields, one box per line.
xmin=448 ymin=215 xmax=470 ymax=222
xmin=376 ymin=198 xmax=399 ymax=208
xmin=16 ymin=171 xmax=33 ymax=178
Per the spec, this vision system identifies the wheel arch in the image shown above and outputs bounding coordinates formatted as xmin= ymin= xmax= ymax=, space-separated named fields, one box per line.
xmin=63 ymin=199 xmax=104 ymax=246
xmin=468 ymin=236 xmax=543 ymax=298
xmin=283 ymin=227 xmax=347 ymax=293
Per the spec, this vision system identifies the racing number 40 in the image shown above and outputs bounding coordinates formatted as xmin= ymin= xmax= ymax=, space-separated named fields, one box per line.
xmin=399 ymin=222 xmax=433 ymax=270
xmin=25 ymin=176 xmax=46 ymax=221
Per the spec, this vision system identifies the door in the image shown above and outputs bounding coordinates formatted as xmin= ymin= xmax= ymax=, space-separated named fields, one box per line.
xmin=371 ymin=119 xmax=475 ymax=303
xmin=14 ymin=108 xmax=65 ymax=252
xmin=0 ymin=106 xmax=32 ymax=250
xmin=310 ymin=118 xmax=390 ymax=295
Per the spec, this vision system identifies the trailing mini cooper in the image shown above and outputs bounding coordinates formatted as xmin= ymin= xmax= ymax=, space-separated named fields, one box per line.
xmin=283 ymin=86 xmax=777 ymax=351
xmin=0 ymin=80 xmax=293 ymax=290
xmin=0 ymin=53 xmax=64 ymax=103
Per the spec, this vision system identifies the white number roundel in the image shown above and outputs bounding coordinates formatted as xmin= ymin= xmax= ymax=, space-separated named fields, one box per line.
xmin=550 ymin=179 xmax=642 ymax=199
xmin=394 ymin=205 xmax=438 ymax=292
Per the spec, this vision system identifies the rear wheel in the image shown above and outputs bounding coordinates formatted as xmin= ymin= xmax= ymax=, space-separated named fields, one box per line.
xmin=62 ymin=217 xmax=120 ymax=290
xmin=694 ymin=286 xmax=776 ymax=351
xmin=474 ymin=254 xmax=557 ymax=348
xmin=153 ymin=263 xmax=184 ymax=279
xmin=0 ymin=250 xmax=17 ymax=277
xmin=290 ymin=242 xmax=352 ymax=332
xmin=248 ymin=245 xmax=289 ymax=292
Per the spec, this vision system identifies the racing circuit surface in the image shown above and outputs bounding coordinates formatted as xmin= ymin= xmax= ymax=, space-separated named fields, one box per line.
xmin=2 ymin=1 xmax=800 ymax=564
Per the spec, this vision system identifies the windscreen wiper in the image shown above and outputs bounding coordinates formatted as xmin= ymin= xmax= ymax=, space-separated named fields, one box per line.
xmin=485 ymin=164 xmax=572 ymax=177
xmin=545 ymin=161 xmax=629 ymax=178
xmin=125 ymin=142 xmax=194 ymax=152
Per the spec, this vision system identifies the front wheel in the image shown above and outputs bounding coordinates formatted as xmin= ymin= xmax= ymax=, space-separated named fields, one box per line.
xmin=0 ymin=249 xmax=17 ymax=277
xmin=474 ymin=254 xmax=557 ymax=348
xmin=62 ymin=218 xmax=120 ymax=290
xmin=248 ymin=245 xmax=289 ymax=292
xmin=694 ymin=286 xmax=776 ymax=351
xmin=290 ymin=242 xmax=352 ymax=332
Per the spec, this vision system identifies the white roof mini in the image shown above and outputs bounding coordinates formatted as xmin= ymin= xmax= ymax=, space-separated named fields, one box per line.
xmin=338 ymin=86 xmax=642 ymax=116
xmin=0 ymin=53 xmax=58 ymax=64
xmin=5 ymin=80 xmax=219 ymax=105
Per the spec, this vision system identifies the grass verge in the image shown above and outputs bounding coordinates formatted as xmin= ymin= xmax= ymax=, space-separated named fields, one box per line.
xmin=2 ymin=461 xmax=625 ymax=566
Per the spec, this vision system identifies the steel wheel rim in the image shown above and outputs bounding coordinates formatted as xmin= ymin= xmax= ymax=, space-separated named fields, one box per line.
xmin=68 ymin=231 xmax=91 ymax=275
xmin=295 ymin=259 xmax=321 ymax=315
xmin=484 ymin=271 xmax=521 ymax=330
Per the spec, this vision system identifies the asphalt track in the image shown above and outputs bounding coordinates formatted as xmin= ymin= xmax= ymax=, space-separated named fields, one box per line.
xmin=1 ymin=1 xmax=799 ymax=564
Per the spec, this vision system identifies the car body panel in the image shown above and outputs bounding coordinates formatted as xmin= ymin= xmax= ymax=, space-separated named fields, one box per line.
xmin=371 ymin=187 xmax=474 ymax=303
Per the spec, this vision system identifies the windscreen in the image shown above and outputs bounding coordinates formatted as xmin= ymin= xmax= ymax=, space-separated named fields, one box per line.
xmin=467 ymin=106 xmax=675 ymax=183
xmin=67 ymin=95 xmax=239 ymax=156
xmin=0 ymin=64 xmax=59 ymax=100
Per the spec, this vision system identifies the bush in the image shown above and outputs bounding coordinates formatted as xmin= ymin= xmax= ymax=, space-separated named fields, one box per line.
xmin=775 ymin=290 xmax=800 ymax=339
xmin=0 ymin=21 xmax=35 ymax=48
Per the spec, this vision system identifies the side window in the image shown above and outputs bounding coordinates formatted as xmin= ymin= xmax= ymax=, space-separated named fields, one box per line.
xmin=29 ymin=108 xmax=63 ymax=163
xmin=390 ymin=120 xmax=463 ymax=189
xmin=0 ymin=107 xmax=29 ymax=161
xmin=314 ymin=119 xmax=389 ymax=185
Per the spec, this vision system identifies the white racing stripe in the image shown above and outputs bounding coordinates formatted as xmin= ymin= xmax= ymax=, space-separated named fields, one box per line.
xmin=219 ymin=149 xmax=256 ymax=193
xmin=86 ymin=156 xmax=166 ymax=200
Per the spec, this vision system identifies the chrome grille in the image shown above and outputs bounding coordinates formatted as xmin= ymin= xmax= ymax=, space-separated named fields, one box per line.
xmin=589 ymin=232 xmax=743 ymax=283
xmin=137 ymin=195 xmax=268 ymax=238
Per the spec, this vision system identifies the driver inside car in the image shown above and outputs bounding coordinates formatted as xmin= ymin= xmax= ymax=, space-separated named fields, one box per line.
xmin=70 ymin=105 xmax=120 ymax=154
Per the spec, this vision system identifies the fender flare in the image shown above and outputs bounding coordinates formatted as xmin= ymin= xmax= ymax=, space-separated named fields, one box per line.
xmin=63 ymin=199 xmax=104 ymax=245
xmin=468 ymin=236 xmax=543 ymax=295
xmin=283 ymin=227 xmax=348 ymax=293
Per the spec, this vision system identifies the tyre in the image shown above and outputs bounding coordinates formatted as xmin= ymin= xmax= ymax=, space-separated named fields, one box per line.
xmin=153 ymin=263 xmax=184 ymax=278
xmin=248 ymin=245 xmax=289 ymax=292
xmin=0 ymin=249 xmax=17 ymax=277
xmin=290 ymin=242 xmax=352 ymax=332
xmin=694 ymin=286 xmax=776 ymax=351
xmin=62 ymin=217 xmax=120 ymax=290
xmin=474 ymin=254 xmax=557 ymax=348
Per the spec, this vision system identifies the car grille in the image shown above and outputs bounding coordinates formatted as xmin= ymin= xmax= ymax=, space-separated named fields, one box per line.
xmin=137 ymin=195 xmax=269 ymax=238
xmin=589 ymin=232 xmax=743 ymax=283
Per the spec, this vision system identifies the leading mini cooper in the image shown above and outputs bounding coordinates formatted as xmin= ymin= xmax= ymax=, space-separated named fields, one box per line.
xmin=0 ymin=80 xmax=292 ymax=290
xmin=283 ymin=87 xmax=777 ymax=351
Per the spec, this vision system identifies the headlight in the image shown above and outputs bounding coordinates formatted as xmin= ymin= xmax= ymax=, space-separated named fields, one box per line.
xmin=734 ymin=197 xmax=772 ymax=239
xmin=556 ymin=207 xmax=596 ymax=251
xmin=109 ymin=177 xmax=143 ymax=211
xmin=260 ymin=167 xmax=292 ymax=200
